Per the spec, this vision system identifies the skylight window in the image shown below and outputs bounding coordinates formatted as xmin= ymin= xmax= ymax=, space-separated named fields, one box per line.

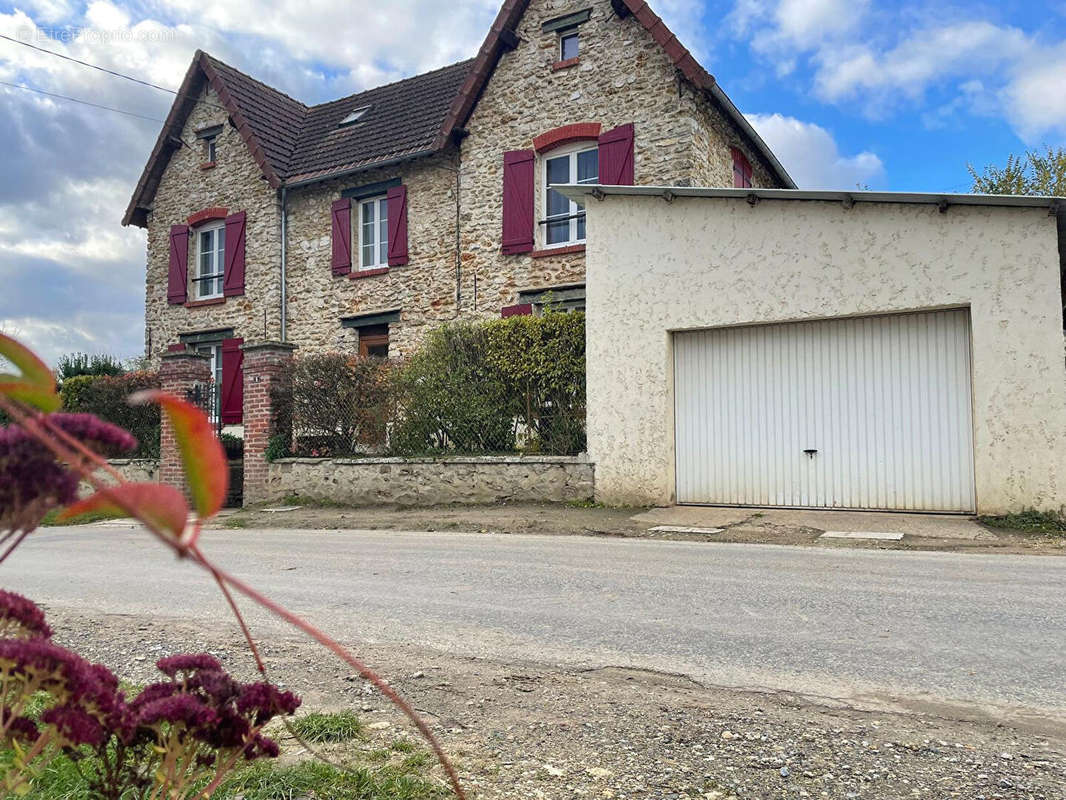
xmin=339 ymin=106 xmax=371 ymax=126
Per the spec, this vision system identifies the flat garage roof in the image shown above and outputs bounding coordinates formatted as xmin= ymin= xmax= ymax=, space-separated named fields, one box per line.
xmin=557 ymin=184 xmax=1064 ymax=210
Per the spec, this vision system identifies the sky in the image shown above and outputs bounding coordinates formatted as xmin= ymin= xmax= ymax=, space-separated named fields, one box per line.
xmin=0 ymin=0 xmax=1064 ymax=365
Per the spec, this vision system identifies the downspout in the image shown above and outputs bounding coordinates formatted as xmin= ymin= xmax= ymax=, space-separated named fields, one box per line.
xmin=280 ymin=186 xmax=288 ymax=342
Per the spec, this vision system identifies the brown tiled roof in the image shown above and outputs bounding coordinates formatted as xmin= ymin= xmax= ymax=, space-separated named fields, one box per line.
xmin=123 ymin=0 xmax=792 ymax=227
xmin=286 ymin=60 xmax=473 ymax=185
xmin=200 ymin=54 xmax=307 ymax=179
xmin=123 ymin=52 xmax=473 ymax=225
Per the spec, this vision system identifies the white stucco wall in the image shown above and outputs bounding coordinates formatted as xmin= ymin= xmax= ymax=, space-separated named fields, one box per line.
xmin=585 ymin=195 xmax=1066 ymax=514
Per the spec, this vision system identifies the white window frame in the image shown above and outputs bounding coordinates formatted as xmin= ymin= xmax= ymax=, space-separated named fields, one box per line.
xmin=358 ymin=195 xmax=389 ymax=270
xmin=541 ymin=141 xmax=598 ymax=249
xmin=195 ymin=221 xmax=225 ymax=299
xmin=559 ymin=30 xmax=579 ymax=60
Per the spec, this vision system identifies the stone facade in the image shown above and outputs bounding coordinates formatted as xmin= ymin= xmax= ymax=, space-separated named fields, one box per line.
xmin=78 ymin=459 xmax=160 ymax=499
xmin=266 ymin=455 xmax=593 ymax=506
xmin=144 ymin=86 xmax=281 ymax=366
xmin=141 ymin=0 xmax=785 ymax=362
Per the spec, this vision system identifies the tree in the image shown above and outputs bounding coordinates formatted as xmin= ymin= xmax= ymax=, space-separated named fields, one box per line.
xmin=968 ymin=147 xmax=1066 ymax=196
xmin=55 ymin=352 xmax=125 ymax=384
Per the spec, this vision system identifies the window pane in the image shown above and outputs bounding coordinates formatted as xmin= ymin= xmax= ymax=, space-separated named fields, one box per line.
xmin=546 ymin=186 xmax=569 ymax=218
xmin=547 ymin=219 xmax=570 ymax=245
xmin=379 ymin=199 xmax=388 ymax=264
xmin=576 ymin=211 xmax=586 ymax=240
xmin=577 ymin=149 xmax=598 ymax=183
xmin=362 ymin=201 xmax=374 ymax=224
xmin=561 ymin=33 xmax=579 ymax=60
xmin=216 ymin=227 xmax=225 ymax=261
xmin=199 ymin=229 xmax=212 ymax=255
xmin=546 ymin=156 xmax=569 ymax=186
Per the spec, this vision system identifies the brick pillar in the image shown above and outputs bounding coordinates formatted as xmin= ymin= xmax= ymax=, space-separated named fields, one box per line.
xmin=242 ymin=342 xmax=296 ymax=506
xmin=159 ymin=348 xmax=211 ymax=492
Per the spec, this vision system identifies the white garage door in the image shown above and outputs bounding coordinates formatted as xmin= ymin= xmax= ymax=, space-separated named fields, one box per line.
xmin=673 ymin=309 xmax=975 ymax=512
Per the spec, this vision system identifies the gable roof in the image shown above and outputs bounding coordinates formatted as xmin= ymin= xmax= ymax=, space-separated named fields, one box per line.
xmin=122 ymin=53 xmax=473 ymax=226
xmin=123 ymin=0 xmax=793 ymax=227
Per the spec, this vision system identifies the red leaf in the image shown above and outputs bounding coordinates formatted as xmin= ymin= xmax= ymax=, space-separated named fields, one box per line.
xmin=0 ymin=333 xmax=59 ymax=412
xmin=129 ymin=391 xmax=228 ymax=519
xmin=58 ymin=483 xmax=189 ymax=540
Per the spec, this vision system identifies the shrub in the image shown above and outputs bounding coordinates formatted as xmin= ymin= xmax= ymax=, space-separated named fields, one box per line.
xmin=60 ymin=372 xmax=161 ymax=458
xmin=390 ymin=322 xmax=515 ymax=456
xmin=56 ymin=352 xmax=124 ymax=383
xmin=220 ymin=432 xmax=244 ymax=460
xmin=484 ymin=311 xmax=585 ymax=455
xmin=272 ymin=354 xmax=394 ymax=458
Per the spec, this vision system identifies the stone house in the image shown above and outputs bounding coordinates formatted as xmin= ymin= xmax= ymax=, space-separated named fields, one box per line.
xmin=123 ymin=0 xmax=794 ymax=425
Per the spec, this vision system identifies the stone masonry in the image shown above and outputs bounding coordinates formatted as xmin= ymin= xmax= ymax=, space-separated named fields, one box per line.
xmin=141 ymin=0 xmax=785 ymax=366
xmin=144 ymin=85 xmax=281 ymax=367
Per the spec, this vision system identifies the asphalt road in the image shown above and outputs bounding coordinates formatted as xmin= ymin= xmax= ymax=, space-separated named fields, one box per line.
xmin=6 ymin=525 xmax=1066 ymax=719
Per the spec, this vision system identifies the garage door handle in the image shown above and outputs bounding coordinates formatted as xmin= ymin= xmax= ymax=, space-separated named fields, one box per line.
xmin=803 ymin=449 xmax=818 ymax=459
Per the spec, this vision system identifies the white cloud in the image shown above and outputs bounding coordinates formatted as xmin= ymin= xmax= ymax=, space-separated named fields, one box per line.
xmin=747 ymin=112 xmax=885 ymax=189
xmin=732 ymin=1 xmax=1066 ymax=141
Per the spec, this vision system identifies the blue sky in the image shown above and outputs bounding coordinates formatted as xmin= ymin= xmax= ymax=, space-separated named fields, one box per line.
xmin=0 ymin=0 xmax=1064 ymax=363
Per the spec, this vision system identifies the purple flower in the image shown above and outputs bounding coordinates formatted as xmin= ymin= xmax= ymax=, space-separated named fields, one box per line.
xmin=156 ymin=653 xmax=222 ymax=678
xmin=135 ymin=694 xmax=217 ymax=730
xmin=127 ymin=682 xmax=178 ymax=712
xmin=243 ymin=733 xmax=280 ymax=760
xmin=5 ymin=712 xmax=40 ymax=744
xmin=41 ymin=705 xmax=105 ymax=747
xmin=0 ymin=590 xmax=52 ymax=639
xmin=189 ymin=669 xmax=239 ymax=704
xmin=196 ymin=706 xmax=250 ymax=750
xmin=0 ymin=414 xmax=135 ymax=534
xmin=236 ymin=683 xmax=301 ymax=726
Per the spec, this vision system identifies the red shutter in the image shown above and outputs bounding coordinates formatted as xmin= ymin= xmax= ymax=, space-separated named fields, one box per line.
xmin=598 ymin=123 xmax=635 ymax=185
xmin=220 ymin=337 xmax=244 ymax=425
xmin=331 ymin=198 xmax=352 ymax=276
xmin=502 ymin=149 xmax=535 ymax=254
xmin=223 ymin=211 xmax=246 ymax=297
xmin=501 ymin=303 xmax=533 ymax=317
xmin=731 ymin=147 xmax=753 ymax=188
xmin=167 ymin=224 xmax=190 ymax=305
xmin=387 ymin=184 xmax=409 ymax=266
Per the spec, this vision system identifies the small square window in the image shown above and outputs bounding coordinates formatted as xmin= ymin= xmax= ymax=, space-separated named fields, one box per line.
xmin=560 ymin=31 xmax=579 ymax=61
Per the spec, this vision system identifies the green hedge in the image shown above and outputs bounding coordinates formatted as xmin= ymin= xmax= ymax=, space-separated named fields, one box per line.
xmin=391 ymin=312 xmax=585 ymax=456
xmin=271 ymin=312 xmax=586 ymax=459
xmin=59 ymin=371 xmax=161 ymax=457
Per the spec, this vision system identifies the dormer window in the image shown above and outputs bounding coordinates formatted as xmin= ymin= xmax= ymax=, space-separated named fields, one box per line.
xmin=339 ymin=106 xmax=371 ymax=127
xmin=560 ymin=30 xmax=579 ymax=60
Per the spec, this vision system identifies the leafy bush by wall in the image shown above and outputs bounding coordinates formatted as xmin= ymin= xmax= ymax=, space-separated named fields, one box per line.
xmin=272 ymin=312 xmax=587 ymax=459
xmin=272 ymin=354 xmax=394 ymax=458
xmin=59 ymin=371 xmax=161 ymax=457
xmin=391 ymin=322 xmax=516 ymax=455
xmin=484 ymin=311 xmax=586 ymax=455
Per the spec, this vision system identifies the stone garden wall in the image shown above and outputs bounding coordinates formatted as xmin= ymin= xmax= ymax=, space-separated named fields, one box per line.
xmin=265 ymin=456 xmax=593 ymax=507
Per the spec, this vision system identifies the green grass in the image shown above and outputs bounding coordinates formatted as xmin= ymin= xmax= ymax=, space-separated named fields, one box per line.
xmin=1 ymin=745 xmax=444 ymax=800
xmin=222 ymin=515 xmax=250 ymax=529
xmin=217 ymin=758 xmax=444 ymax=800
xmin=288 ymin=711 xmax=364 ymax=743
xmin=978 ymin=509 xmax=1066 ymax=535
xmin=39 ymin=508 xmax=126 ymax=526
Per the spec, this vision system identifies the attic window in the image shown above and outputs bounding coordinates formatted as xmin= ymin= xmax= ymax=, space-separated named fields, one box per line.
xmin=339 ymin=106 xmax=371 ymax=126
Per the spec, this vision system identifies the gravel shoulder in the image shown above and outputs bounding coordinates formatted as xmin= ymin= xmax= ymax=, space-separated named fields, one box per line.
xmin=45 ymin=607 xmax=1066 ymax=800
xmin=211 ymin=502 xmax=1066 ymax=556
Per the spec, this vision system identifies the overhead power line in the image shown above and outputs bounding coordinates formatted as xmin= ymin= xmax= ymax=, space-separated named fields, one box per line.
xmin=0 ymin=33 xmax=229 ymax=113
xmin=0 ymin=79 xmax=165 ymax=122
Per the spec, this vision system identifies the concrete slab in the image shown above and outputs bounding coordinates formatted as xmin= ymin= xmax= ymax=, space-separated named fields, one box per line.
xmin=820 ymin=531 xmax=905 ymax=541
xmin=631 ymin=506 xmax=993 ymax=541
xmin=648 ymin=525 xmax=724 ymax=535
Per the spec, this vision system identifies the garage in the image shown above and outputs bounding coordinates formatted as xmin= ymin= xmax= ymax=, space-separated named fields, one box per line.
xmin=673 ymin=309 xmax=976 ymax=512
